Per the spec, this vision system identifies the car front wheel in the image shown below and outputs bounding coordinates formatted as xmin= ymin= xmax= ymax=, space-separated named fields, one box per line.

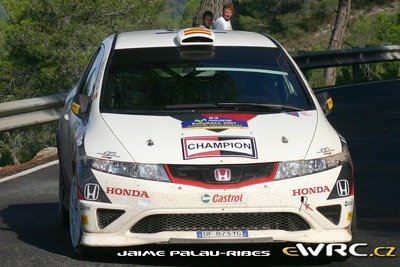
xmin=69 ymin=176 xmax=87 ymax=256
xmin=59 ymin=164 xmax=69 ymax=226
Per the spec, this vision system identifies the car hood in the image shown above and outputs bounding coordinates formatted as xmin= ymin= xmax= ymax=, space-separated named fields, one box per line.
xmin=91 ymin=111 xmax=325 ymax=164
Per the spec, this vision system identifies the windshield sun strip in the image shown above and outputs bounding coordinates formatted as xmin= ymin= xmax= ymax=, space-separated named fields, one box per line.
xmin=195 ymin=67 xmax=288 ymax=76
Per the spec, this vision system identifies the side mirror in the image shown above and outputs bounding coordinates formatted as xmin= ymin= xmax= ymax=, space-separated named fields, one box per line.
xmin=71 ymin=94 xmax=90 ymax=118
xmin=315 ymin=91 xmax=333 ymax=116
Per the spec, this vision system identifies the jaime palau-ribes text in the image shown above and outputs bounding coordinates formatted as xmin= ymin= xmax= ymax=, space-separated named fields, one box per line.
xmin=117 ymin=250 xmax=271 ymax=257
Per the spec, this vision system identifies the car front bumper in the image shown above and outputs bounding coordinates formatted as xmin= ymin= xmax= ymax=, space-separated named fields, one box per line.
xmin=77 ymin=166 xmax=354 ymax=247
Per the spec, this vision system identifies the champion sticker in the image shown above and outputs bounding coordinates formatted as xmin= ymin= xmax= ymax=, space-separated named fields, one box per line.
xmin=182 ymin=136 xmax=257 ymax=160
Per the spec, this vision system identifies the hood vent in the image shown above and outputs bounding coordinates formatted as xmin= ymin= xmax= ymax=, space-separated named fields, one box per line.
xmin=177 ymin=28 xmax=215 ymax=46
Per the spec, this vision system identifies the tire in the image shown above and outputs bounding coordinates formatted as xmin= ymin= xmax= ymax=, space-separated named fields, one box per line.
xmin=333 ymin=203 xmax=357 ymax=262
xmin=59 ymin=164 xmax=69 ymax=226
xmin=350 ymin=203 xmax=357 ymax=241
xmin=69 ymin=176 xmax=88 ymax=256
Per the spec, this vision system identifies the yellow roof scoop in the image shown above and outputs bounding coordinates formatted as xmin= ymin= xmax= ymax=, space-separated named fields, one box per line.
xmin=177 ymin=28 xmax=215 ymax=46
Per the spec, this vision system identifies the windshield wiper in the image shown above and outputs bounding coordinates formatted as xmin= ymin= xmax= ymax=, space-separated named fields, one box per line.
xmin=165 ymin=103 xmax=305 ymax=112
xmin=215 ymin=102 xmax=305 ymax=111
xmin=165 ymin=104 xmax=219 ymax=110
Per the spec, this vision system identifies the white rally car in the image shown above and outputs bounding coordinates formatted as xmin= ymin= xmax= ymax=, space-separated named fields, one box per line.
xmin=57 ymin=28 xmax=355 ymax=254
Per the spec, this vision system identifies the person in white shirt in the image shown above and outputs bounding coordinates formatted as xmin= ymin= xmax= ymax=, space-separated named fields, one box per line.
xmin=212 ymin=3 xmax=234 ymax=30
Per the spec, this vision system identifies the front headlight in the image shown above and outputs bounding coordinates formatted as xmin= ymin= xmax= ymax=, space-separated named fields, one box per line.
xmin=275 ymin=150 xmax=351 ymax=180
xmin=84 ymin=157 xmax=170 ymax=182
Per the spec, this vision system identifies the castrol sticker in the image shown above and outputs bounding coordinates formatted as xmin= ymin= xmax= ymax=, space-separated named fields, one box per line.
xmin=201 ymin=193 xmax=247 ymax=204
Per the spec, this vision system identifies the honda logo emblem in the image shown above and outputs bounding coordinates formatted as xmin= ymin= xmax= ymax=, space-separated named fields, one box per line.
xmin=84 ymin=183 xmax=99 ymax=200
xmin=336 ymin=179 xmax=350 ymax=197
xmin=214 ymin=168 xmax=231 ymax=182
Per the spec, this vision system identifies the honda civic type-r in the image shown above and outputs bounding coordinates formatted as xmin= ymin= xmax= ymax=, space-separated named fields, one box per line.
xmin=56 ymin=27 xmax=355 ymax=254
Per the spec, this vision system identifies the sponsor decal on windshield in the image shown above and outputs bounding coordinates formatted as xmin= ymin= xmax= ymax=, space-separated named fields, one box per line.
xmin=182 ymin=136 xmax=257 ymax=160
xmin=182 ymin=115 xmax=250 ymax=131
xmin=174 ymin=113 xmax=256 ymax=132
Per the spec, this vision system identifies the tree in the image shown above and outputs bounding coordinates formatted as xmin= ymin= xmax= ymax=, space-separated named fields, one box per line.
xmin=180 ymin=0 xmax=201 ymax=27
xmin=324 ymin=0 xmax=351 ymax=86
xmin=0 ymin=0 xmax=165 ymax=165
xmin=341 ymin=11 xmax=400 ymax=82
xmin=192 ymin=0 xmax=232 ymax=27
xmin=0 ymin=0 xmax=165 ymax=101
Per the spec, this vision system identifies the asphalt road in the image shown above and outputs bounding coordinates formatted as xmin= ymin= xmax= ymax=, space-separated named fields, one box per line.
xmin=0 ymin=79 xmax=399 ymax=266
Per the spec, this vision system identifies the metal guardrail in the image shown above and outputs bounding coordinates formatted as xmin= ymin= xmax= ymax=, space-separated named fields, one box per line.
xmin=0 ymin=45 xmax=399 ymax=132
xmin=294 ymin=45 xmax=400 ymax=69
xmin=293 ymin=45 xmax=400 ymax=82
xmin=0 ymin=93 xmax=67 ymax=132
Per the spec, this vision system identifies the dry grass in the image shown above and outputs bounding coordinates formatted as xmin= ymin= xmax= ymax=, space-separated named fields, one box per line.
xmin=0 ymin=149 xmax=58 ymax=178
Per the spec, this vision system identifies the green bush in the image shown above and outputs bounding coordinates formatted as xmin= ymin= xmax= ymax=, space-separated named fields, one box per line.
xmin=0 ymin=123 xmax=57 ymax=166
xmin=344 ymin=11 xmax=400 ymax=82
xmin=0 ymin=147 xmax=13 ymax=166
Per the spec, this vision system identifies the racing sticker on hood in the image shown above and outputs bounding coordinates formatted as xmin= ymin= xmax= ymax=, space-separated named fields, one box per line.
xmin=97 ymin=151 xmax=120 ymax=159
xmin=182 ymin=136 xmax=257 ymax=160
xmin=173 ymin=113 xmax=256 ymax=132
xmin=285 ymin=111 xmax=313 ymax=117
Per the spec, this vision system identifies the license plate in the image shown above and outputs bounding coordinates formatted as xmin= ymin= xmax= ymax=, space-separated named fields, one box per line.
xmin=196 ymin=229 xmax=248 ymax=238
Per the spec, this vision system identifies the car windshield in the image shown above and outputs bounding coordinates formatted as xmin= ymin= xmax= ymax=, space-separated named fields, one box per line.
xmin=101 ymin=46 xmax=313 ymax=114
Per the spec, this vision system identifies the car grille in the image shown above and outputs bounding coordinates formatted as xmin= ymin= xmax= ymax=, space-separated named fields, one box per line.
xmin=130 ymin=212 xmax=310 ymax=233
xmin=166 ymin=163 xmax=276 ymax=184
xmin=97 ymin=209 xmax=125 ymax=229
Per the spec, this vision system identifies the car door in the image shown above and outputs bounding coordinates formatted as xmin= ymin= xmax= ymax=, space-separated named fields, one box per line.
xmin=59 ymin=45 xmax=105 ymax=192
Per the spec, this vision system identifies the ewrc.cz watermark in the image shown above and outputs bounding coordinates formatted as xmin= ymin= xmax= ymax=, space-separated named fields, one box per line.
xmin=117 ymin=250 xmax=270 ymax=257
xmin=282 ymin=243 xmax=396 ymax=258
xmin=116 ymin=244 xmax=396 ymax=258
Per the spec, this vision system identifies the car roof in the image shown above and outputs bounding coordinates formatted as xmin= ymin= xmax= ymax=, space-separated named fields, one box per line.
xmin=114 ymin=29 xmax=278 ymax=50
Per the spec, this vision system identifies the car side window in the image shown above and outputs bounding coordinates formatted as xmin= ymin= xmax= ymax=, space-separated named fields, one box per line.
xmin=78 ymin=45 xmax=105 ymax=97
